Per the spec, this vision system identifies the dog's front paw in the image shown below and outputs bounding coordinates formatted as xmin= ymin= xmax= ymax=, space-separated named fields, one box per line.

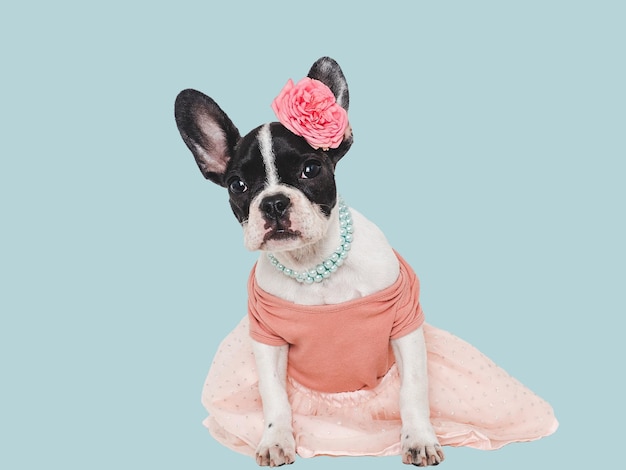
xmin=401 ymin=428 xmax=445 ymax=466
xmin=255 ymin=426 xmax=296 ymax=467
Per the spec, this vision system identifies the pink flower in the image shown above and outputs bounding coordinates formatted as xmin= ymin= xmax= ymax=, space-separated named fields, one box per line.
xmin=271 ymin=77 xmax=349 ymax=150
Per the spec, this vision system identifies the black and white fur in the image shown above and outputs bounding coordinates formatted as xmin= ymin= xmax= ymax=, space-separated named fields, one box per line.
xmin=175 ymin=57 xmax=444 ymax=467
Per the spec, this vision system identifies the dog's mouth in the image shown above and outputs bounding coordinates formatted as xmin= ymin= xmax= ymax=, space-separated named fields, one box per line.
xmin=263 ymin=225 xmax=302 ymax=242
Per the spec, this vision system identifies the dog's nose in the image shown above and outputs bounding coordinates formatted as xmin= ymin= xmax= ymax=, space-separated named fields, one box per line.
xmin=261 ymin=194 xmax=291 ymax=220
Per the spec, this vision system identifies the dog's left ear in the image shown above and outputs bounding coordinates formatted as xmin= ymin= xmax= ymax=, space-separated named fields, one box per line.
xmin=307 ymin=57 xmax=353 ymax=164
xmin=308 ymin=57 xmax=350 ymax=111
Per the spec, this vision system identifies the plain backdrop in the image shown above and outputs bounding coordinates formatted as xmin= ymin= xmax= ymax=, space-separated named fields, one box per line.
xmin=1 ymin=1 xmax=624 ymax=469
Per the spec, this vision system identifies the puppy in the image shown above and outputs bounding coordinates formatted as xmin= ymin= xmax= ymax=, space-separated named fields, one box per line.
xmin=175 ymin=57 xmax=444 ymax=467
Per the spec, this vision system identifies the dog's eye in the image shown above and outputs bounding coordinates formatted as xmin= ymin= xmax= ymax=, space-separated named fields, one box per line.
xmin=301 ymin=161 xmax=321 ymax=179
xmin=228 ymin=177 xmax=248 ymax=194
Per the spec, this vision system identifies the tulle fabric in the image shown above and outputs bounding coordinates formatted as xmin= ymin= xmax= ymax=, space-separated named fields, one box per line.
xmin=202 ymin=316 xmax=558 ymax=458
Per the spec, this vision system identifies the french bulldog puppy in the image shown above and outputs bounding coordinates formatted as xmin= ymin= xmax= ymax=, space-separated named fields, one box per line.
xmin=175 ymin=57 xmax=444 ymax=467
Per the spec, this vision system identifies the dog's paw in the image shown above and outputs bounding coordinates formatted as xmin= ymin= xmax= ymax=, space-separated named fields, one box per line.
xmin=401 ymin=428 xmax=445 ymax=467
xmin=255 ymin=426 xmax=296 ymax=467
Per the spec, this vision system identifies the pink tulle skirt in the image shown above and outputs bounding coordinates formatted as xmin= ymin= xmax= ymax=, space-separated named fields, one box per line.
xmin=202 ymin=317 xmax=558 ymax=458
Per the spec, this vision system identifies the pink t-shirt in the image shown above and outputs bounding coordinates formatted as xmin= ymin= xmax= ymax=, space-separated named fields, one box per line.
xmin=248 ymin=252 xmax=424 ymax=393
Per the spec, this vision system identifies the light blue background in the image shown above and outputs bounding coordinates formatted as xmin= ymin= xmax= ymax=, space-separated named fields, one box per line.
xmin=1 ymin=1 xmax=623 ymax=469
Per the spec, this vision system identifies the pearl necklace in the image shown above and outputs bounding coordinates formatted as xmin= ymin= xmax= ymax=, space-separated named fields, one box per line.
xmin=267 ymin=198 xmax=353 ymax=284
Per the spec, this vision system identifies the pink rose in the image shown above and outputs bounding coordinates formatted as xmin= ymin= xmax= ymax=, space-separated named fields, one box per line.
xmin=271 ymin=77 xmax=349 ymax=150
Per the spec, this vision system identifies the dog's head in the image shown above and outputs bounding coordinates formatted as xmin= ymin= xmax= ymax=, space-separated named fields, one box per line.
xmin=174 ymin=57 xmax=353 ymax=253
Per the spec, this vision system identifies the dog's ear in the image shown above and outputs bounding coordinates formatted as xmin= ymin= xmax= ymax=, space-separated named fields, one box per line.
xmin=174 ymin=89 xmax=241 ymax=186
xmin=307 ymin=57 xmax=352 ymax=164
xmin=307 ymin=57 xmax=349 ymax=111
